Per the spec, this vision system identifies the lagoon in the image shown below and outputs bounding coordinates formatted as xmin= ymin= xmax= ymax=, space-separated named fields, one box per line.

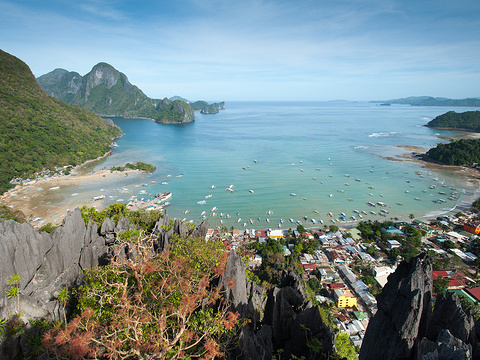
xmin=91 ymin=101 xmax=480 ymax=229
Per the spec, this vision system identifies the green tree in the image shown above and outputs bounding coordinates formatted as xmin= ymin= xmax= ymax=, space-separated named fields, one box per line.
xmin=43 ymin=234 xmax=239 ymax=359
xmin=433 ymin=275 xmax=449 ymax=295
xmin=58 ymin=287 xmax=70 ymax=324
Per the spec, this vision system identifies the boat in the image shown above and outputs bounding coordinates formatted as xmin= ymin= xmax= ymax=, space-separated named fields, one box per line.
xmin=267 ymin=210 xmax=273 ymax=215
xmin=197 ymin=200 xmax=206 ymax=205
xmin=210 ymin=206 xmax=217 ymax=211
xmin=200 ymin=211 xmax=206 ymax=216
xmin=266 ymin=218 xmax=270 ymax=223
xmin=205 ymin=194 xmax=213 ymax=198
xmin=156 ymin=192 xmax=172 ymax=201
xmin=329 ymin=194 xmax=333 ymax=197
xmin=351 ymin=216 xmax=356 ymax=221
xmin=211 ymin=185 xmax=216 ymax=189
xmin=367 ymin=202 xmax=376 ymax=207
xmin=249 ymin=189 xmax=254 ymax=193
xmin=91 ymin=195 xmax=106 ymax=201
xmin=290 ymin=193 xmax=297 ymax=196
xmin=313 ymin=210 xmax=319 ymax=214
xmin=362 ymin=210 xmax=368 ymax=215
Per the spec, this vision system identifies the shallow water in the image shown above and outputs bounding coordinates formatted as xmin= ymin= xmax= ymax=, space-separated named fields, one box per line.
xmin=82 ymin=101 xmax=480 ymax=229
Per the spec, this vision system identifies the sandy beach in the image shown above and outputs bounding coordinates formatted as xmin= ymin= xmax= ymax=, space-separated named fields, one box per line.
xmin=0 ymin=165 xmax=146 ymax=228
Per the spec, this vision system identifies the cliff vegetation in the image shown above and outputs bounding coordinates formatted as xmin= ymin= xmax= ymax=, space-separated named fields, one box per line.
xmin=0 ymin=50 xmax=122 ymax=194
xmin=424 ymin=139 xmax=480 ymax=166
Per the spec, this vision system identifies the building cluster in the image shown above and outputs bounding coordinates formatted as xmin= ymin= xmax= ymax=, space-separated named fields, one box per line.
xmin=209 ymin=209 xmax=480 ymax=349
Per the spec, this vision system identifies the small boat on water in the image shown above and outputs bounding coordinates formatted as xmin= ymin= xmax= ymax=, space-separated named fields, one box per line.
xmin=197 ymin=200 xmax=206 ymax=205
xmin=91 ymin=195 xmax=106 ymax=201
xmin=290 ymin=193 xmax=297 ymax=196
xmin=205 ymin=194 xmax=213 ymax=198
xmin=249 ymin=189 xmax=254 ymax=193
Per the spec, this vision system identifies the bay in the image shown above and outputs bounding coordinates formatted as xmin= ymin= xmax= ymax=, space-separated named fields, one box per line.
xmin=92 ymin=101 xmax=480 ymax=229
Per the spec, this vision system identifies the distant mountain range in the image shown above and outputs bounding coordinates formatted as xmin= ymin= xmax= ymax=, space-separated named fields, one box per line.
xmin=371 ymin=96 xmax=480 ymax=107
xmin=37 ymin=63 xmax=195 ymax=124
xmin=0 ymin=49 xmax=122 ymax=193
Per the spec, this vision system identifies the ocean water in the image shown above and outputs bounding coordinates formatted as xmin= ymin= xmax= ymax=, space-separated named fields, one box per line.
xmin=85 ymin=101 xmax=480 ymax=229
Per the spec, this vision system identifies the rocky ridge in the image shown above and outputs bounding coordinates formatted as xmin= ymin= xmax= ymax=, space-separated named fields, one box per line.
xmin=37 ymin=63 xmax=194 ymax=124
xmin=360 ymin=253 xmax=480 ymax=360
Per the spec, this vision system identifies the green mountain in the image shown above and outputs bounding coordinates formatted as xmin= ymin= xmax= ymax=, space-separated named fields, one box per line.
xmin=0 ymin=49 xmax=122 ymax=194
xmin=371 ymin=96 xmax=480 ymax=107
xmin=37 ymin=63 xmax=194 ymax=124
xmin=426 ymin=110 xmax=480 ymax=131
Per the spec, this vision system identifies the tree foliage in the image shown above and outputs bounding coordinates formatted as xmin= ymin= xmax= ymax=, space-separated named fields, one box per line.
xmin=0 ymin=50 xmax=122 ymax=193
xmin=42 ymin=234 xmax=239 ymax=359
xmin=425 ymin=139 xmax=480 ymax=166
xmin=427 ymin=110 xmax=480 ymax=132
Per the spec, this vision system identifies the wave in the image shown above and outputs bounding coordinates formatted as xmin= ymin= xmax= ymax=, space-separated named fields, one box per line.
xmin=368 ymin=132 xmax=398 ymax=138
xmin=353 ymin=145 xmax=369 ymax=150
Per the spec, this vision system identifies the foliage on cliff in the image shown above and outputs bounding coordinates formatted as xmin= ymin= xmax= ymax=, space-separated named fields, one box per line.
xmin=426 ymin=110 xmax=480 ymax=131
xmin=37 ymin=63 xmax=195 ymax=124
xmin=424 ymin=139 xmax=480 ymax=166
xmin=42 ymin=234 xmax=239 ymax=359
xmin=0 ymin=49 xmax=122 ymax=194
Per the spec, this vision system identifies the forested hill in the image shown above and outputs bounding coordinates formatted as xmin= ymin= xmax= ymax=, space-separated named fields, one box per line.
xmin=424 ymin=139 xmax=480 ymax=166
xmin=0 ymin=49 xmax=122 ymax=193
xmin=37 ymin=63 xmax=194 ymax=124
xmin=426 ymin=110 xmax=480 ymax=132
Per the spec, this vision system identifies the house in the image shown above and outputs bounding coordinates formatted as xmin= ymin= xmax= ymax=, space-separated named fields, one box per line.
xmin=387 ymin=240 xmax=401 ymax=249
xmin=334 ymin=289 xmax=357 ymax=308
xmin=384 ymin=226 xmax=403 ymax=235
xmin=432 ymin=270 xmax=471 ymax=289
xmin=464 ymin=221 xmax=480 ymax=235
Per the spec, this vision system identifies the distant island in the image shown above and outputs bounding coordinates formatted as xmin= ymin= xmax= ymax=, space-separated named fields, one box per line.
xmin=110 ymin=162 xmax=156 ymax=173
xmin=169 ymin=97 xmax=226 ymax=115
xmin=37 ymin=63 xmax=195 ymax=124
xmin=0 ymin=49 xmax=122 ymax=194
xmin=371 ymin=96 xmax=480 ymax=107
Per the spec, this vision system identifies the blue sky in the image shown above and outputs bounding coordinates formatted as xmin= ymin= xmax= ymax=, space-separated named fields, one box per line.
xmin=1 ymin=0 xmax=479 ymax=101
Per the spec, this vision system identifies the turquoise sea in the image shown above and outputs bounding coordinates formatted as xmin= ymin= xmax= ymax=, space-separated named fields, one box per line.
xmin=81 ymin=101 xmax=480 ymax=229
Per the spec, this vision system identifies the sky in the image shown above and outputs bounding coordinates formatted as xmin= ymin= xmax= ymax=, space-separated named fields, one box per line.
xmin=1 ymin=0 xmax=479 ymax=101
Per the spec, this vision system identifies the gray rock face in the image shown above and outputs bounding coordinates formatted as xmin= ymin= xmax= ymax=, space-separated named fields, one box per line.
xmin=233 ymin=266 xmax=336 ymax=360
xmin=360 ymin=253 xmax=479 ymax=360
xmin=360 ymin=253 xmax=433 ymax=360
xmin=219 ymin=250 xmax=249 ymax=316
xmin=0 ymin=209 xmax=106 ymax=321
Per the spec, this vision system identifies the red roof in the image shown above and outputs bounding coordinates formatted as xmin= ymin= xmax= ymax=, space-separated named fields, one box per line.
xmin=432 ymin=270 xmax=470 ymax=289
xmin=330 ymin=283 xmax=345 ymax=289
xmin=466 ymin=287 xmax=480 ymax=302
xmin=302 ymin=264 xmax=317 ymax=271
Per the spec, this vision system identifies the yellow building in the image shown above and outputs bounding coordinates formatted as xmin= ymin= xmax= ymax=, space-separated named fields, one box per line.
xmin=334 ymin=289 xmax=357 ymax=308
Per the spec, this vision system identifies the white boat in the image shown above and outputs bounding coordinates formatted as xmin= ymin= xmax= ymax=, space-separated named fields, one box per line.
xmin=210 ymin=206 xmax=217 ymax=211
xmin=156 ymin=192 xmax=172 ymax=201
xmin=91 ymin=195 xmax=106 ymax=201
xmin=290 ymin=193 xmax=297 ymax=196
xmin=197 ymin=200 xmax=206 ymax=205
xmin=249 ymin=189 xmax=254 ymax=193
xmin=200 ymin=211 xmax=206 ymax=216
xmin=211 ymin=185 xmax=216 ymax=189
xmin=205 ymin=194 xmax=213 ymax=198
xmin=329 ymin=194 xmax=333 ymax=197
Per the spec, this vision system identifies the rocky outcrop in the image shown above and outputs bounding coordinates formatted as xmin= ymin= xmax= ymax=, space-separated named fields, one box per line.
xmin=151 ymin=210 xmax=210 ymax=252
xmin=0 ymin=209 xmax=107 ymax=322
xmin=37 ymin=63 xmax=194 ymax=124
xmin=200 ymin=101 xmax=225 ymax=114
xmin=224 ymin=255 xmax=336 ymax=360
xmin=359 ymin=253 xmax=479 ymax=360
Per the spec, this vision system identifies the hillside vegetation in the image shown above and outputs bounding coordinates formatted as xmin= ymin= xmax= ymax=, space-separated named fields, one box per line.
xmin=0 ymin=49 xmax=122 ymax=193
xmin=426 ymin=110 xmax=480 ymax=132
xmin=424 ymin=139 xmax=480 ymax=166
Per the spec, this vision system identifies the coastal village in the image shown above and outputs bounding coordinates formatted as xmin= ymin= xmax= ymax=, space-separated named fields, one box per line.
xmin=208 ymin=208 xmax=480 ymax=349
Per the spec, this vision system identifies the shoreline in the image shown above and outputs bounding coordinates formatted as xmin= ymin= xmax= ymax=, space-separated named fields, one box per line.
xmin=2 ymin=130 xmax=480 ymax=232
xmin=0 ymin=159 xmax=146 ymax=227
